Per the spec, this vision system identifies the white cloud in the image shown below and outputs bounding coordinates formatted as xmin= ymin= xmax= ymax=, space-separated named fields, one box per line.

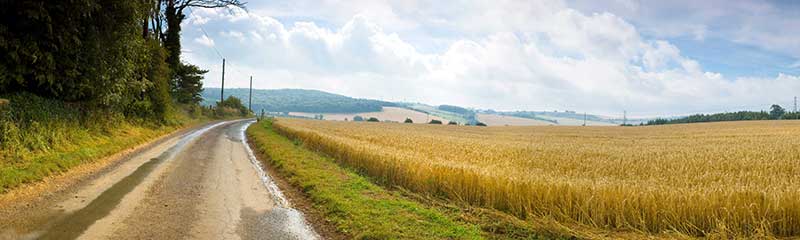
xmin=568 ymin=0 xmax=800 ymax=58
xmin=221 ymin=31 xmax=246 ymax=42
xmin=181 ymin=0 xmax=800 ymax=116
xmin=194 ymin=35 xmax=215 ymax=47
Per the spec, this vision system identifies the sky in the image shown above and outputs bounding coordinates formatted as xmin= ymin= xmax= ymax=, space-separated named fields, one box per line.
xmin=180 ymin=0 xmax=800 ymax=117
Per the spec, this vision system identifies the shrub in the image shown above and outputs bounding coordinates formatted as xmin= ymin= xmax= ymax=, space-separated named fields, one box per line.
xmin=367 ymin=117 xmax=380 ymax=122
xmin=216 ymin=96 xmax=249 ymax=117
xmin=429 ymin=120 xmax=442 ymax=124
xmin=475 ymin=122 xmax=487 ymax=126
xmin=353 ymin=116 xmax=364 ymax=121
xmin=404 ymin=118 xmax=413 ymax=123
xmin=447 ymin=121 xmax=458 ymax=125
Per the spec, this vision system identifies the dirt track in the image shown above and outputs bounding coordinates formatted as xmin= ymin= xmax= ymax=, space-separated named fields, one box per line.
xmin=0 ymin=120 xmax=317 ymax=240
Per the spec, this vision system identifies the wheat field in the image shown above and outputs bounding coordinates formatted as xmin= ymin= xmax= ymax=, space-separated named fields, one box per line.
xmin=272 ymin=118 xmax=800 ymax=238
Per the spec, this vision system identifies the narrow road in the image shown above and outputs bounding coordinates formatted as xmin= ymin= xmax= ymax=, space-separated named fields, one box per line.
xmin=0 ymin=120 xmax=317 ymax=240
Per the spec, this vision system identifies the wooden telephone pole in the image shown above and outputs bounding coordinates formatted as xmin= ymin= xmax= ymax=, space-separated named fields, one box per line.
xmin=583 ymin=112 xmax=587 ymax=126
xmin=220 ymin=58 xmax=225 ymax=103
xmin=249 ymin=76 xmax=253 ymax=113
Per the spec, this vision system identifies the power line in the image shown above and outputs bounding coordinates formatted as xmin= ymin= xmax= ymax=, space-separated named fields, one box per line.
xmin=187 ymin=8 xmax=224 ymax=60
xmin=187 ymin=8 xmax=254 ymax=93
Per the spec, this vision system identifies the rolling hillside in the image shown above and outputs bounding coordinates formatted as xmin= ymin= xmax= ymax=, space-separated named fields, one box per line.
xmin=202 ymin=88 xmax=396 ymax=113
xmin=203 ymin=88 xmax=630 ymax=126
xmin=291 ymin=107 xmax=448 ymax=123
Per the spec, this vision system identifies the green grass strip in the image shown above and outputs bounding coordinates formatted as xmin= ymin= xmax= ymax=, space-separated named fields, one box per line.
xmin=0 ymin=124 xmax=181 ymax=192
xmin=247 ymin=120 xmax=483 ymax=240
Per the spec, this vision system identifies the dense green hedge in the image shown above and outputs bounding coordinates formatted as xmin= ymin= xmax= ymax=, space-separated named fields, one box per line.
xmin=0 ymin=0 xmax=174 ymax=121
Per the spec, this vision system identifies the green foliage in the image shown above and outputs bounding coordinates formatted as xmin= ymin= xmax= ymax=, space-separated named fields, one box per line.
xmin=783 ymin=112 xmax=800 ymax=120
xmin=404 ymin=118 xmax=413 ymax=123
xmin=438 ymin=105 xmax=471 ymax=115
xmin=353 ymin=115 xmax=365 ymax=121
xmin=202 ymin=88 xmax=397 ymax=113
xmin=646 ymin=108 xmax=782 ymax=125
xmin=173 ymin=63 xmax=207 ymax=105
xmin=163 ymin=3 xmax=184 ymax=79
xmin=429 ymin=119 xmax=443 ymax=124
xmin=0 ymin=0 xmax=151 ymax=108
xmin=498 ymin=111 xmax=559 ymax=124
xmin=143 ymin=39 xmax=173 ymax=122
xmin=367 ymin=117 xmax=379 ymax=122
xmin=770 ymin=104 xmax=786 ymax=119
xmin=216 ymin=96 xmax=249 ymax=117
xmin=0 ymin=92 xmax=194 ymax=192
xmin=475 ymin=122 xmax=487 ymax=126
xmin=448 ymin=121 xmax=458 ymax=125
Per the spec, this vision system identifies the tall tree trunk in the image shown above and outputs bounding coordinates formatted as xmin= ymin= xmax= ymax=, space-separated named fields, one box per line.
xmin=143 ymin=19 xmax=149 ymax=38
xmin=164 ymin=0 xmax=183 ymax=90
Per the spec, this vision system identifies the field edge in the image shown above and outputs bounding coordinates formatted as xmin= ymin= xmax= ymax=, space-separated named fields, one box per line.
xmin=246 ymin=119 xmax=588 ymax=240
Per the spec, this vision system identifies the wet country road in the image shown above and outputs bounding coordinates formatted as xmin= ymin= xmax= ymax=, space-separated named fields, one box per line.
xmin=0 ymin=120 xmax=317 ymax=240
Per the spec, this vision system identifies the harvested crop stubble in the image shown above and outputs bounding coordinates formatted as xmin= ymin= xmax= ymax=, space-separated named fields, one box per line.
xmin=272 ymin=118 xmax=800 ymax=238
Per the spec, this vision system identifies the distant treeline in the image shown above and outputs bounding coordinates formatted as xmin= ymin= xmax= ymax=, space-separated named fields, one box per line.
xmin=437 ymin=105 xmax=479 ymax=124
xmin=646 ymin=105 xmax=799 ymax=125
xmin=202 ymin=88 xmax=397 ymax=113
xmin=498 ymin=111 xmax=559 ymax=124
xmin=438 ymin=105 xmax=471 ymax=115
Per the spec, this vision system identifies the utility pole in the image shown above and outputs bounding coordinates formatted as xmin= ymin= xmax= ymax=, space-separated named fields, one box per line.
xmin=220 ymin=58 xmax=225 ymax=103
xmin=623 ymin=110 xmax=627 ymax=126
xmin=583 ymin=112 xmax=587 ymax=126
xmin=249 ymin=76 xmax=253 ymax=113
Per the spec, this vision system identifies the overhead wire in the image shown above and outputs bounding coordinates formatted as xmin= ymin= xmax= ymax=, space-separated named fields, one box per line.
xmin=187 ymin=8 xmax=252 ymax=85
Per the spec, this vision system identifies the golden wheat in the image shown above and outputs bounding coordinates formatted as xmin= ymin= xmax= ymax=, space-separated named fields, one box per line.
xmin=272 ymin=118 xmax=800 ymax=238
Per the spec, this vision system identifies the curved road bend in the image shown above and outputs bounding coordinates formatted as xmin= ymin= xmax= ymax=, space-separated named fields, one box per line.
xmin=0 ymin=120 xmax=318 ymax=240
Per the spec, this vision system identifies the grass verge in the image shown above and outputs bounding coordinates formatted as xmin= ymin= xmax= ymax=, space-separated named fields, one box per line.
xmin=247 ymin=120 xmax=483 ymax=239
xmin=247 ymin=119 xmax=576 ymax=239
xmin=0 ymin=92 xmax=209 ymax=192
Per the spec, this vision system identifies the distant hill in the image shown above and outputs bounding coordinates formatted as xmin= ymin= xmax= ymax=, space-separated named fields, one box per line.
xmin=202 ymin=88 xmax=396 ymax=113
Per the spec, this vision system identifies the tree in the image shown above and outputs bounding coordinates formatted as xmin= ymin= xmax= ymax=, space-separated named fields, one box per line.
xmin=174 ymin=63 xmax=207 ymax=104
xmin=404 ymin=118 xmax=413 ymax=123
xmin=367 ymin=117 xmax=379 ymax=122
xmin=0 ymin=0 xmax=152 ymax=107
xmin=353 ymin=116 xmax=364 ymax=121
xmin=429 ymin=119 xmax=442 ymax=124
xmin=217 ymin=96 xmax=248 ymax=116
xmin=143 ymin=39 xmax=173 ymax=121
xmin=770 ymin=104 xmax=786 ymax=119
xmin=448 ymin=121 xmax=458 ymax=125
xmin=161 ymin=0 xmax=245 ymax=90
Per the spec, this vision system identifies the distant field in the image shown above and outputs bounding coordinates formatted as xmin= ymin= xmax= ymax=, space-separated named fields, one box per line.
xmin=476 ymin=113 xmax=553 ymax=126
xmin=273 ymin=119 xmax=800 ymax=238
xmin=535 ymin=115 xmax=617 ymax=126
xmin=405 ymin=104 xmax=473 ymax=124
xmin=290 ymin=107 xmax=448 ymax=123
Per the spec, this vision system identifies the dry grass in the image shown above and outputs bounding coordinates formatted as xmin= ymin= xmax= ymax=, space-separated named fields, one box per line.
xmin=273 ymin=118 xmax=800 ymax=238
